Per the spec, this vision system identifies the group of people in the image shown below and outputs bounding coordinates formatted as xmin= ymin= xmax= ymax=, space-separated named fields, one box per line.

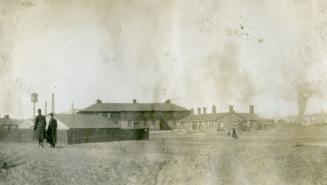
xmin=33 ymin=109 xmax=58 ymax=148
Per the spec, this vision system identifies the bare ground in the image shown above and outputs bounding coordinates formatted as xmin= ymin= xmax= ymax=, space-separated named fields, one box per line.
xmin=1 ymin=127 xmax=327 ymax=185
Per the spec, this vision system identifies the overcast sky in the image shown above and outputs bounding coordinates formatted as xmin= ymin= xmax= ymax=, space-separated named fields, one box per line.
xmin=1 ymin=0 xmax=327 ymax=119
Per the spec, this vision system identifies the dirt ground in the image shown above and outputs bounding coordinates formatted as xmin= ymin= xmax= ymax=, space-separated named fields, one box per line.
xmin=1 ymin=127 xmax=327 ymax=185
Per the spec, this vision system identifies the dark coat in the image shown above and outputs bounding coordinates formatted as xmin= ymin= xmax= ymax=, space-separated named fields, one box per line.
xmin=231 ymin=128 xmax=238 ymax=139
xmin=33 ymin=114 xmax=46 ymax=140
xmin=47 ymin=118 xmax=57 ymax=144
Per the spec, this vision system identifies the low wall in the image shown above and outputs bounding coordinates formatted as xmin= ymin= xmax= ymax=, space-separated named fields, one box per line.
xmin=67 ymin=128 xmax=149 ymax=144
xmin=0 ymin=129 xmax=69 ymax=144
xmin=0 ymin=128 xmax=149 ymax=145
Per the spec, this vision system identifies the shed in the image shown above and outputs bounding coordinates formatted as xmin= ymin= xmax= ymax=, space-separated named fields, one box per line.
xmin=0 ymin=118 xmax=19 ymax=141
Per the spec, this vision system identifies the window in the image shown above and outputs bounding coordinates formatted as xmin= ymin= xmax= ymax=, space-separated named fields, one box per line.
xmin=106 ymin=113 xmax=111 ymax=119
xmin=128 ymin=121 xmax=132 ymax=128
xmin=134 ymin=122 xmax=140 ymax=128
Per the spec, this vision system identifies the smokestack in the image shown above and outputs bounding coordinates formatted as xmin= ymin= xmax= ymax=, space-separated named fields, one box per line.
xmin=133 ymin=99 xmax=137 ymax=104
xmin=212 ymin=105 xmax=216 ymax=113
xmin=52 ymin=93 xmax=55 ymax=114
xmin=203 ymin=107 xmax=207 ymax=114
xmin=197 ymin=108 xmax=201 ymax=114
xmin=297 ymin=93 xmax=308 ymax=117
xmin=229 ymin=105 xmax=234 ymax=113
xmin=44 ymin=102 xmax=47 ymax=115
xmin=249 ymin=105 xmax=254 ymax=113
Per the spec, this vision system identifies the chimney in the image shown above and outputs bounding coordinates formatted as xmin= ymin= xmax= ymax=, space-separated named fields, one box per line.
xmin=212 ymin=105 xmax=216 ymax=113
xmin=51 ymin=93 xmax=55 ymax=114
xmin=190 ymin=108 xmax=194 ymax=114
xmin=197 ymin=108 xmax=201 ymax=114
xmin=229 ymin=105 xmax=234 ymax=113
xmin=96 ymin=99 xmax=102 ymax=104
xmin=249 ymin=105 xmax=254 ymax=113
xmin=165 ymin=99 xmax=171 ymax=104
xmin=133 ymin=99 xmax=137 ymax=104
xmin=44 ymin=102 xmax=48 ymax=115
xmin=4 ymin=115 xmax=9 ymax=120
xmin=203 ymin=107 xmax=207 ymax=114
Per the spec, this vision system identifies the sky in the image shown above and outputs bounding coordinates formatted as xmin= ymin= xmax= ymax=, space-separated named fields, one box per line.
xmin=1 ymin=0 xmax=327 ymax=119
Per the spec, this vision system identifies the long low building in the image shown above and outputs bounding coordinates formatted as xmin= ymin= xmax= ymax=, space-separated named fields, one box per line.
xmin=176 ymin=105 xmax=273 ymax=132
xmin=15 ymin=114 xmax=149 ymax=144
xmin=78 ymin=99 xmax=191 ymax=131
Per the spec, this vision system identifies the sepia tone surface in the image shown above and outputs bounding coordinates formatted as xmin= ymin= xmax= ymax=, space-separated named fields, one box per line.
xmin=1 ymin=0 xmax=327 ymax=184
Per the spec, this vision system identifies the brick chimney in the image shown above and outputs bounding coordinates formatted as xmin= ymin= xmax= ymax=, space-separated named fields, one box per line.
xmin=212 ymin=105 xmax=216 ymax=113
xmin=4 ymin=115 xmax=9 ymax=120
xmin=96 ymin=99 xmax=102 ymax=104
xmin=203 ymin=107 xmax=207 ymax=114
xmin=190 ymin=108 xmax=194 ymax=114
xmin=197 ymin=108 xmax=201 ymax=114
xmin=133 ymin=99 xmax=137 ymax=104
xmin=229 ymin=105 xmax=234 ymax=113
xmin=165 ymin=99 xmax=171 ymax=104
xmin=249 ymin=105 xmax=254 ymax=113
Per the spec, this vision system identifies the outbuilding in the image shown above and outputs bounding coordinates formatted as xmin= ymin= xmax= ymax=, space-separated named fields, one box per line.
xmin=15 ymin=113 xmax=148 ymax=144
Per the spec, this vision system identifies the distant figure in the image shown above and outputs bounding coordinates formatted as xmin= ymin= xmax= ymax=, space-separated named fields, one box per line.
xmin=231 ymin=123 xmax=238 ymax=140
xmin=47 ymin=113 xmax=57 ymax=148
xmin=34 ymin=109 xmax=46 ymax=147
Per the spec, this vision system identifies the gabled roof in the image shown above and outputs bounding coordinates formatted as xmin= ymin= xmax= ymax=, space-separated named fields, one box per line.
xmin=179 ymin=112 xmax=261 ymax=122
xmin=18 ymin=118 xmax=69 ymax=130
xmin=78 ymin=102 xmax=190 ymax=113
xmin=55 ymin=114 xmax=120 ymax=129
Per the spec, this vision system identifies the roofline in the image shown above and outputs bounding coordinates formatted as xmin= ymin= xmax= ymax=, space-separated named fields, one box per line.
xmin=78 ymin=110 xmax=191 ymax=113
xmin=179 ymin=112 xmax=261 ymax=122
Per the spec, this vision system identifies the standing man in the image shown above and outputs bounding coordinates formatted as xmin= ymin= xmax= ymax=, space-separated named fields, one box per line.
xmin=231 ymin=123 xmax=239 ymax=140
xmin=47 ymin=113 xmax=57 ymax=148
xmin=34 ymin=109 xmax=46 ymax=147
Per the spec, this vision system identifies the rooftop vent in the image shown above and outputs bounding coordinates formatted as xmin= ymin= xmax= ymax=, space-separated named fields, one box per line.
xmin=229 ymin=105 xmax=234 ymax=113
xmin=212 ymin=105 xmax=216 ymax=113
xmin=249 ymin=105 xmax=254 ymax=113
xmin=4 ymin=115 xmax=9 ymax=120
xmin=203 ymin=107 xmax=207 ymax=114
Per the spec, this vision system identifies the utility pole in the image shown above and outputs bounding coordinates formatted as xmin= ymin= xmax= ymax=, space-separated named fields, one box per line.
xmin=51 ymin=93 xmax=55 ymax=114
xmin=44 ymin=102 xmax=48 ymax=115
xmin=72 ymin=102 xmax=75 ymax=144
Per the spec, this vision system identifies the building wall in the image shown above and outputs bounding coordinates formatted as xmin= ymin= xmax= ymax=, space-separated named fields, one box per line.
xmin=176 ymin=114 xmax=261 ymax=132
xmin=120 ymin=120 xmax=160 ymax=131
xmin=80 ymin=111 xmax=190 ymax=131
